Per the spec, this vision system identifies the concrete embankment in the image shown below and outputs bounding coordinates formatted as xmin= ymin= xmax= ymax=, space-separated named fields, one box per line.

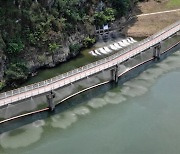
xmin=0 ymin=31 xmax=179 ymax=124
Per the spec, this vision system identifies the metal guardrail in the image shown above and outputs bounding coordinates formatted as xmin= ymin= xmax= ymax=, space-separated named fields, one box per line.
xmin=0 ymin=20 xmax=180 ymax=104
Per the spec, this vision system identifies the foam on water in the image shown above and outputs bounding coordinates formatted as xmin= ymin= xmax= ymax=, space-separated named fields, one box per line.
xmin=1 ymin=50 xmax=180 ymax=149
xmin=139 ymin=72 xmax=159 ymax=82
xmin=146 ymin=66 xmax=165 ymax=77
xmin=0 ymin=123 xmax=43 ymax=149
xmin=121 ymin=49 xmax=180 ymax=98
xmin=51 ymin=111 xmax=78 ymax=129
xmin=121 ymin=86 xmax=142 ymax=97
xmin=138 ymin=71 xmax=157 ymax=82
xmin=120 ymin=81 xmax=142 ymax=97
xmin=50 ymin=50 xmax=180 ymax=129
xmin=33 ymin=120 xmax=45 ymax=127
xmin=72 ymin=106 xmax=90 ymax=116
xmin=129 ymin=78 xmax=152 ymax=88
xmin=87 ymin=98 xmax=107 ymax=109
xmin=124 ymin=81 xmax=148 ymax=92
xmin=104 ymin=92 xmax=126 ymax=104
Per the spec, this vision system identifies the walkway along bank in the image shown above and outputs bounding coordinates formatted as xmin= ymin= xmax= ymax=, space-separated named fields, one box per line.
xmin=0 ymin=21 xmax=179 ymax=123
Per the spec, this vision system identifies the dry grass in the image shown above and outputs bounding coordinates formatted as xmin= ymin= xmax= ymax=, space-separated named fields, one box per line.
xmin=167 ymin=0 xmax=180 ymax=8
xmin=126 ymin=0 xmax=180 ymax=37
xmin=137 ymin=0 xmax=180 ymax=13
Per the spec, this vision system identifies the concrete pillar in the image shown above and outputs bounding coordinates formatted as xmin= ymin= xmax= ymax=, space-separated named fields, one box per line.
xmin=153 ymin=43 xmax=161 ymax=60
xmin=46 ymin=90 xmax=56 ymax=111
xmin=112 ymin=65 xmax=119 ymax=83
xmin=177 ymin=31 xmax=180 ymax=36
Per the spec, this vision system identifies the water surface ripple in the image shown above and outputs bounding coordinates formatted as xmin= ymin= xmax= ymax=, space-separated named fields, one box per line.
xmin=0 ymin=50 xmax=180 ymax=154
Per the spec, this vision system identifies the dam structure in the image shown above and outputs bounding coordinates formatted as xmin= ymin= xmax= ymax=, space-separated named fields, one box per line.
xmin=0 ymin=21 xmax=179 ymax=122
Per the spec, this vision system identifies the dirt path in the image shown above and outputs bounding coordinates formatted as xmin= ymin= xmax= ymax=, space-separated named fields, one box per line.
xmin=137 ymin=8 xmax=180 ymax=17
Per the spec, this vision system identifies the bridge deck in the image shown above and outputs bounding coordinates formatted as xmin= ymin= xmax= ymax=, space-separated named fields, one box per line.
xmin=0 ymin=21 xmax=180 ymax=106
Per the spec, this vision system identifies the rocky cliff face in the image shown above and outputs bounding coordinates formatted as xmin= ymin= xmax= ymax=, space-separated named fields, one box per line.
xmin=0 ymin=0 xmax=137 ymax=89
xmin=23 ymin=23 xmax=95 ymax=73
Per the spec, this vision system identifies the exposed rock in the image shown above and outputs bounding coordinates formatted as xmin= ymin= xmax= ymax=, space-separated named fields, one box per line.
xmin=0 ymin=0 xmax=138 ymax=89
xmin=24 ymin=26 xmax=92 ymax=74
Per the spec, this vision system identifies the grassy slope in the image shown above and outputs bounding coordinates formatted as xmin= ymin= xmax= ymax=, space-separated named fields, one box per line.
xmin=126 ymin=0 xmax=180 ymax=37
xmin=167 ymin=0 xmax=180 ymax=8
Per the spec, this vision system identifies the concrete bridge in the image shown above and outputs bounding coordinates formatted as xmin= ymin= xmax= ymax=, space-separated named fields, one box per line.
xmin=0 ymin=21 xmax=179 ymax=113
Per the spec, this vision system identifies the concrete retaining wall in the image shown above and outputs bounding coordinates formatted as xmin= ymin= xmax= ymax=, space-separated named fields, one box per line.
xmin=0 ymin=35 xmax=179 ymax=122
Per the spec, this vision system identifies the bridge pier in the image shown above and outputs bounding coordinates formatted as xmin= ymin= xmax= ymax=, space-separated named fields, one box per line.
xmin=112 ymin=65 xmax=119 ymax=83
xmin=46 ymin=90 xmax=56 ymax=111
xmin=177 ymin=31 xmax=180 ymax=36
xmin=153 ymin=43 xmax=161 ymax=60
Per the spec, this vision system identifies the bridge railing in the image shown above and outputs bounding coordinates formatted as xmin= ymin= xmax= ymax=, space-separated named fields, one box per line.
xmin=0 ymin=20 xmax=179 ymax=103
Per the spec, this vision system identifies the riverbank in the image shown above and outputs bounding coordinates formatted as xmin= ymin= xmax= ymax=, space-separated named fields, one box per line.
xmin=0 ymin=0 xmax=137 ymax=90
xmin=0 ymin=0 xmax=179 ymax=91
xmin=0 ymin=22 xmax=179 ymax=122
xmin=124 ymin=0 xmax=180 ymax=37
xmin=0 ymin=37 xmax=179 ymax=133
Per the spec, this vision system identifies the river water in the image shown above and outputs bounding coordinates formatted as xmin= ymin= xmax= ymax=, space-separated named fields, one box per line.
xmin=0 ymin=48 xmax=180 ymax=153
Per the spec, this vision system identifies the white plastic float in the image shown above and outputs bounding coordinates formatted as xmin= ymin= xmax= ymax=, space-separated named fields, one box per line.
xmin=126 ymin=38 xmax=134 ymax=44
xmin=121 ymin=39 xmax=130 ymax=46
xmin=129 ymin=37 xmax=137 ymax=43
xmin=99 ymin=48 xmax=108 ymax=54
xmin=89 ymin=51 xmax=97 ymax=56
xmin=94 ymin=50 xmax=102 ymax=55
xmin=113 ymin=43 xmax=122 ymax=49
xmin=118 ymin=41 xmax=127 ymax=47
xmin=109 ymin=44 xmax=118 ymax=51
xmin=104 ymin=47 xmax=112 ymax=53
xmin=89 ymin=37 xmax=137 ymax=56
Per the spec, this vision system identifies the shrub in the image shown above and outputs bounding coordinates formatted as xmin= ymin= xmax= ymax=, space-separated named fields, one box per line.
xmin=93 ymin=8 xmax=116 ymax=26
xmin=48 ymin=43 xmax=61 ymax=53
xmin=69 ymin=43 xmax=81 ymax=55
xmin=28 ymin=33 xmax=37 ymax=45
xmin=7 ymin=40 xmax=24 ymax=55
xmin=5 ymin=61 xmax=28 ymax=83
xmin=111 ymin=0 xmax=130 ymax=16
xmin=83 ymin=36 xmax=96 ymax=48
xmin=0 ymin=81 xmax=5 ymax=90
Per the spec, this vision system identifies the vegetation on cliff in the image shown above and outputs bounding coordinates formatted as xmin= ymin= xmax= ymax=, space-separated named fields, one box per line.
xmin=0 ymin=0 xmax=136 ymax=89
